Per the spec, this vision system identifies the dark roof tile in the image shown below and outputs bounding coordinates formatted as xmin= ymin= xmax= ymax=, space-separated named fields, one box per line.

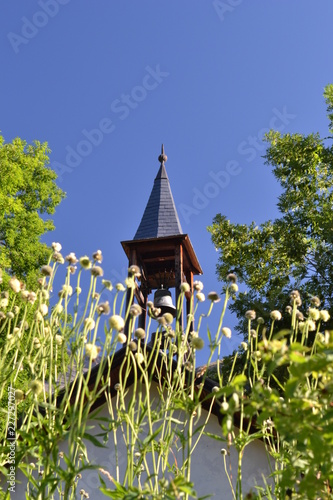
xmin=134 ymin=162 xmax=183 ymax=239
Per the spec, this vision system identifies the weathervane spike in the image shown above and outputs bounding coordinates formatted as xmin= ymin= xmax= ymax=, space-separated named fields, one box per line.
xmin=158 ymin=144 xmax=167 ymax=165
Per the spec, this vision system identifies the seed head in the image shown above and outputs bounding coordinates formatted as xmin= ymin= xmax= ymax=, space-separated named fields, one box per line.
xmin=85 ymin=343 xmax=101 ymax=361
xmin=29 ymin=380 xmax=43 ymax=396
xmin=130 ymin=304 xmax=142 ymax=317
xmin=229 ymin=283 xmax=238 ymax=293
xmin=307 ymin=319 xmax=316 ymax=332
xmin=129 ymin=341 xmax=137 ymax=351
xmin=15 ymin=389 xmax=25 ymax=402
xmin=148 ymin=307 xmax=161 ymax=319
xmin=79 ymin=256 xmax=92 ymax=270
xmin=39 ymin=304 xmax=48 ymax=316
xmin=298 ymin=321 xmax=306 ymax=333
xmin=125 ymin=277 xmax=135 ymax=289
xmin=128 ymin=264 xmax=141 ymax=277
xmin=319 ymin=310 xmax=330 ymax=322
xmin=310 ymin=296 xmax=321 ymax=307
xmin=222 ymin=327 xmax=232 ymax=339
xmin=296 ymin=310 xmax=304 ymax=321
xmin=291 ymin=295 xmax=302 ymax=307
xmin=9 ymin=277 xmax=21 ymax=293
xmin=109 ymin=315 xmax=125 ymax=332
xmin=61 ymin=284 xmax=73 ymax=297
xmin=91 ymin=266 xmax=104 ymax=278
xmin=180 ymin=282 xmax=190 ymax=293
xmin=191 ymin=337 xmax=204 ymax=350
xmin=162 ymin=312 xmax=174 ymax=324
xmin=196 ymin=292 xmax=205 ymax=302
xmin=285 ymin=305 xmax=292 ymax=315
xmin=55 ymin=334 xmax=63 ymax=346
xmin=97 ymin=301 xmax=110 ymax=315
xmin=0 ymin=298 xmax=8 ymax=308
xmin=227 ymin=273 xmax=237 ymax=283
xmin=270 ymin=310 xmax=282 ymax=321
xmin=134 ymin=328 xmax=146 ymax=340
xmin=92 ymin=250 xmax=103 ymax=263
xmin=33 ymin=337 xmax=41 ymax=348
xmin=52 ymin=252 xmax=64 ymax=264
xmin=52 ymin=242 xmax=62 ymax=252
xmin=193 ymin=280 xmax=204 ymax=291
xmin=207 ymin=291 xmax=221 ymax=303
xmin=221 ymin=402 xmax=229 ymax=412
xmin=116 ymin=283 xmax=125 ymax=292
xmin=102 ymin=280 xmax=113 ymax=291
xmin=135 ymin=352 xmax=144 ymax=364
xmin=117 ymin=333 xmax=127 ymax=344
xmin=41 ymin=265 xmax=53 ymax=277
xmin=28 ymin=292 xmax=37 ymax=304
xmin=84 ymin=318 xmax=95 ymax=331
xmin=308 ymin=307 xmax=320 ymax=321
xmin=65 ymin=252 xmax=78 ymax=265
xmin=157 ymin=316 xmax=167 ymax=326
xmin=245 ymin=310 xmax=256 ymax=321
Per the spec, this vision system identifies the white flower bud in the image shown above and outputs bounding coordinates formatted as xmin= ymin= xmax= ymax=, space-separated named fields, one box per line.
xmin=9 ymin=278 xmax=21 ymax=293
xmin=319 ymin=310 xmax=330 ymax=322
xmin=84 ymin=318 xmax=95 ymax=331
xmin=109 ymin=315 xmax=125 ymax=332
xmin=270 ymin=310 xmax=282 ymax=321
xmin=222 ymin=327 xmax=232 ymax=339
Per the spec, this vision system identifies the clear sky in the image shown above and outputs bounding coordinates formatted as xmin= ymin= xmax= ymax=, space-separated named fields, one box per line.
xmin=1 ymin=1 xmax=333 ymax=363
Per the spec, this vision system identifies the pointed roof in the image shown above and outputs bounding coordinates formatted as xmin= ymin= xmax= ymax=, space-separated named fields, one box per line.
xmin=134 ymin=145 xmax=183 ymax=240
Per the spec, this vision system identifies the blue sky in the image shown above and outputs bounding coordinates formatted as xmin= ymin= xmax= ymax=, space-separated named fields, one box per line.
xmin=1 ymin=1 xmax=333 ymax=363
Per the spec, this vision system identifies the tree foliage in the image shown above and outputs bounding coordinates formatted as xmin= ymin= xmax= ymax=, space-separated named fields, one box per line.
xmin=0 ymin=135 xmax=65 ymax=287
xmin=208 ymin=85 xmax=333 ymax=332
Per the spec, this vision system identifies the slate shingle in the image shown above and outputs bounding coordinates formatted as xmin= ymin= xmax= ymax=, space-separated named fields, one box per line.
xmin=134 ymin=162 xmax=183 ymax=240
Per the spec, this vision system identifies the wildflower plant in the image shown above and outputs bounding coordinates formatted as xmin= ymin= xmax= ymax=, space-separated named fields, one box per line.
xmin=0 ymin=251 xmax=332 ymax=500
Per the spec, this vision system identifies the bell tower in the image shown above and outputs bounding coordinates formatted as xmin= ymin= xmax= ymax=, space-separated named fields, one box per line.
xmin=121 ymin=145 xmax=203 ymax=332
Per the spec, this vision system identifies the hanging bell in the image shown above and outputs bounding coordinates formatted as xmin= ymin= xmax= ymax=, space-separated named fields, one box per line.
xmin=153 ymin=286 xmax=176 ymax=317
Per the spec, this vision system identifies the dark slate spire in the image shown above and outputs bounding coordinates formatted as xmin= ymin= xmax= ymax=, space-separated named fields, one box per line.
xmin=134 ymin=145 xmax=183 ymax=239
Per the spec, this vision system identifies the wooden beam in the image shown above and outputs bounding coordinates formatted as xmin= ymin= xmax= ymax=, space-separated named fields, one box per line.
xmin=175 ymin=244 xmax=183 ymax=331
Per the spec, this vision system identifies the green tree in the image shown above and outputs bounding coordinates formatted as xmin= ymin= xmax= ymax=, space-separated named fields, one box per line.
xmin=0 ymin=135 xmax=65 ymax=288
xmin=208 ymin=85 xmax=333 ymax=334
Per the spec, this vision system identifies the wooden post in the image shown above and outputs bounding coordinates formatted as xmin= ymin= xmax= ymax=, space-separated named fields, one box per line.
xmin=175 ymin=244 xmax=183 ymax=331
xmin=138 ymin=290 xmax=148 ymax=330
xmin=186 ymin=270 xmax=194 ymax=331
xmin=124 ymin=248 xmax=137 ymax=336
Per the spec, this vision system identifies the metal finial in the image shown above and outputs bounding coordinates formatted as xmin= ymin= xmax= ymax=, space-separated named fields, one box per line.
xmin=158 ymin=144 xmax=167 ymax=164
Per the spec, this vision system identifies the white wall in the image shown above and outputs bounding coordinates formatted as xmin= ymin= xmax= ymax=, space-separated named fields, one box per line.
xmin=10 ymin=383 xmax=274 ymax=499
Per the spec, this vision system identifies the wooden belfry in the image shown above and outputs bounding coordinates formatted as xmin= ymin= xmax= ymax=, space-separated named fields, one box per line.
xmin=121 ymin=145 xmax=203 ymax=331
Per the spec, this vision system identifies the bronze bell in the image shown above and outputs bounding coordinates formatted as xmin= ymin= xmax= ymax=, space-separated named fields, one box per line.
xmin=153 ymin=286 xmax=176 ymax=317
